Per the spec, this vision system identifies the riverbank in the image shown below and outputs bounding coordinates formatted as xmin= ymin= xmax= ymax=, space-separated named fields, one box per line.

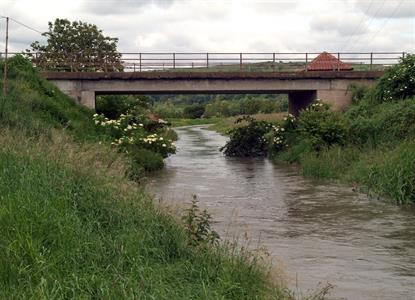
xmin=168 ymin=112 xmax=285 ymax=133
xmin=147 ymin=125 xmax=415 ymax=300
xmin=0 ymin=56 xmax=290 ymax=299
xmin=215 ymin=55 xmax=415 ymax=205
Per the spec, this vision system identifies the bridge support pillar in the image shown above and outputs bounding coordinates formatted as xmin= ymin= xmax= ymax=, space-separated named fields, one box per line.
xmin=288 ymin=91 xmax=316 ymax=116
xmin=316 ymin=89 xmax=351 ymax=111
xmin=80 ymin=91 xmax=96 ymax=110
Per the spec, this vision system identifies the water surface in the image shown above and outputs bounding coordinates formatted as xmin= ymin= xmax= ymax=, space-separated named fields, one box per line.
xmin=147 ymin=125 xmax=415 ymax=300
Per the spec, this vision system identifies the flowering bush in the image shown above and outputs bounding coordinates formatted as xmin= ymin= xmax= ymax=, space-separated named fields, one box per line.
xmin=265 ymin=124 xmax=287 ymax=154
xmin=221 ymin=116 xmax=272 ymax=157
xmin=297 ymin=100 xmax=347 ymax=151
xmin=376 ymin=54 xmax=415 ymax=102
xmin=93 ymin=111 xmax=176 ymax=176
xmin=282 ymin=113 xmax=297 ymax=131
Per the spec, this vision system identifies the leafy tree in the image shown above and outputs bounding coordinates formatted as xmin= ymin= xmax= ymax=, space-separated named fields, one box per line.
xmin=28 ymin=19 xmax=122 ymax=72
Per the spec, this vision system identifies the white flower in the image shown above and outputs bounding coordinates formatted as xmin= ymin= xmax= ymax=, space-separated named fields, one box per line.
xmin=162 ymin=144 xmax=166 ymax=147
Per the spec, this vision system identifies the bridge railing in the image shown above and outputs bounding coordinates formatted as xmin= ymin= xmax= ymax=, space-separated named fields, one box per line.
xmin=0 ymin=51 xmax=407 ymax=72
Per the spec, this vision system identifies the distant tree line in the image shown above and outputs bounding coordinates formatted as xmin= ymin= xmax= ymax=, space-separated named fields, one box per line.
xmin=152 ymin=95 xmax=289 ymax=119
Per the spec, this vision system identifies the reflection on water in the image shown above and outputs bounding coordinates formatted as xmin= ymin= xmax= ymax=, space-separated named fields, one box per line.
xmin=147 ymin=125 xmax=415 ymax=300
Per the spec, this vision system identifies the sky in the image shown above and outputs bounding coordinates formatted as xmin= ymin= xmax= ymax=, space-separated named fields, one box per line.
xmin=0 ymin=0 xmax=414 ymax=54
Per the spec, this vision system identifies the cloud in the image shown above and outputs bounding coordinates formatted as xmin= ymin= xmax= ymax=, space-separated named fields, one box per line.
xmin=356 ymin=0 xmax=415 ymax=19
xmin=82 ymin=0 xmax=175 ymax=16
xmin=310 ymin=15 xmax=369 ymax=36
xmin=0 ymin=0 xmax=413 ymax=54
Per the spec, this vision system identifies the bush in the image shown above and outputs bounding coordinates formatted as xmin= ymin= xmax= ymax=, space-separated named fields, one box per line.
xmin=346 ymin=97 xmax=415 ymax=146
xmin=183 ymin=104 xmax=205 ymax=119
xmin=297 ymin=101 xmax=347 ymax=150
xmin=96 ymin=95 xmax=151 ymax=119
xmin=93 ymin=113 xmax=175 ymax=157
xmin=221 ymin=116 xmax=272 ymax=157
xmin=128 ymin=148 xmax=164 ymax=180
xmin=375 ymin=53 xmax=415 ymax=102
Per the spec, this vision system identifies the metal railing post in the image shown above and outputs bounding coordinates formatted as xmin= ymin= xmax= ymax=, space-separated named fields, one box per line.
xmin=240 ymin=53 xmax=243 ymax=71
xmin=305 ymin=53 xmax=308 ymax=71
xmin=370 ymin=53 xmax=373 ymax=70
xmin=272 ymin=53 xmax=276 ymax=72
xmin=139 ymin=53 xmax=142 ymax=72
xmin=402 ymin=52 xmax=406 ymax=59
xmin=337 ymin=52 xmax=340 ymax=71
xmin=173 ymin=53 xmax=176 ymax=69
xmin=206 ymin=53 xmax=209 ymax=68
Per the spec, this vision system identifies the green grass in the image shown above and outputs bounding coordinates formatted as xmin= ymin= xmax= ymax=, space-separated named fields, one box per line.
xmin=158 ymin=61 xmax=387 ymax=73
xmin=0 ymin=56 xmax=292 ymax=299
xmin=289 ymin=141 xmax=415 ymax=205
xmin=0 ymin=129 xmax=284 ymax=299
xmin=168 ymin=117 xmax=223 ymax=127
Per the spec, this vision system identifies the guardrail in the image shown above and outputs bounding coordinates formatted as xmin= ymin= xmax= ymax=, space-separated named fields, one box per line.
xmin=0 ymin=51 xmax=406 ymax=72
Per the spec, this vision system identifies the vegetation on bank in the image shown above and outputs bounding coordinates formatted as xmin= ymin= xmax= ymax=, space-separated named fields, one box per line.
xmin=221 ymin=54 xmax=415 ymax=205
xmin=0 ymin=56 xmax=296 ymax=299
xmin=152 ymin=94 xmax=288 ymax=119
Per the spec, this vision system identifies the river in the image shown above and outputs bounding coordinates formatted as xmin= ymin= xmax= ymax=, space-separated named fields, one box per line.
xmin=147 ymin=125 xmax=415 ymax=300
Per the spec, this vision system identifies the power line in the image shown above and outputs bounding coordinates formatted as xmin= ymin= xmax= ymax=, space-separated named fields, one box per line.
xmin=0 ymin=16 xmax=44 ymax=35
xmin=364 ymin=0 xmax=406 ymax=49
xmin=345 ymin=0 xmax=387 ymax=52
xmin=340 ymin=0 xmax=374 ymax=52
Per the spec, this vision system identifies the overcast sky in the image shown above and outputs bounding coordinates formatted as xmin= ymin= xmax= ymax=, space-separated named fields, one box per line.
xmin=0 ymin=0 xmax=414 ymax=54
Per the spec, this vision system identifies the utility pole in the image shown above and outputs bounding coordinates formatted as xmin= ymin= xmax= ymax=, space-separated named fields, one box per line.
xmin=3 ymin=16 xmax=9 ymax=97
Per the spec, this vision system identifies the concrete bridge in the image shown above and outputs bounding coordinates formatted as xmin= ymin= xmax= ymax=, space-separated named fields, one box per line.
xmin=43 ymin=71 xmax=382 ymax=114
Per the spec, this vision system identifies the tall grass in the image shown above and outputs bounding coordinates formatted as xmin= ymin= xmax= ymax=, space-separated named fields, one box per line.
xmin=0 ymin=128 xmax=288 ymax=299
xmin=359 ymin=142 xmax=415 ymax=204
xmin=0 ymin=56 xmax=295 ymax=298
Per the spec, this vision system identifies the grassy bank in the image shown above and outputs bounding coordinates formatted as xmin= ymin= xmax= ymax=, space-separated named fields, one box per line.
xmin=219 ymin=54 xmax=415 ymax=205
xmin=167 ymin=117 xmax=222 ymax=127
xmin=0 ymin=56 xmax=291 ymax=298
xmin=278 ymin=97 xmax=415 ymax=204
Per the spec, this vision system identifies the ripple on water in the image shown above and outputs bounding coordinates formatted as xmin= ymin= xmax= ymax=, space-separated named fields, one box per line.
xmin=147 ymin=125 xmax=415 ymax=300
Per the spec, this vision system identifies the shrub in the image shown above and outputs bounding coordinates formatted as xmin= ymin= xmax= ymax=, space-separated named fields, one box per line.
xmin=375 ymin=53 xmax=415 ymax=102
xmin=128 ymin=148 xmax=164 ymax=180
xmin=265 ymin=124 xmax=287 ymax=157
xmin=348 ymin=83 xmax=370 ymax=104
xmin=183 ymin=104 xmax=205 ymax=119
xmin=220 ymin=116 xmax=272 ymax=157
xmin=96 ymin=95 xmax=151 ymax=119
xmin=93 ymin=113 xmax=176 ymax=158
xmin=182 ymin=196 xmax=219 ymax=247
xmin=297 ymin=100 xmax=347 ymax=150
xmin=346 ymin=97 xmax=415 ymax=146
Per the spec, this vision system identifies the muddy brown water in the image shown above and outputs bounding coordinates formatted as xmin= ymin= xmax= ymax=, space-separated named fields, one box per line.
xmin=147 ymin=125 xmax=415 ymax=300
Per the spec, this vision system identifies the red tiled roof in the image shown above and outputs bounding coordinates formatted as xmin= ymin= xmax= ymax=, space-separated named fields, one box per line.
xmin=307 ymin=52 xmax=353 ymax=71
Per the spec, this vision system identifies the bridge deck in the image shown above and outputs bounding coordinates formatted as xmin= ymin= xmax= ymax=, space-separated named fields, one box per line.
xmin=41 ymin=71 xmax=384 ymax=81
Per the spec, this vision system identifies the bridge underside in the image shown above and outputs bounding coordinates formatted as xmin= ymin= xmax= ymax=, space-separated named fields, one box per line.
xmin=44 ymin=71 xmax=381 ymax=115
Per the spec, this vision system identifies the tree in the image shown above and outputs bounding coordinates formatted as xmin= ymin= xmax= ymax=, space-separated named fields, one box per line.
xmin=28 ymin=19 xmax=122 ymax=72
